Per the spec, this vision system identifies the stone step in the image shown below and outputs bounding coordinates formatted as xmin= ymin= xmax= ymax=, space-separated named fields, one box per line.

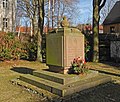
xmin=33 ymin=70 xmax=98 ymax=85
xmin=10 ymin=78 xmax=58 ymax=99
xmin=20 ymin=74 xmax=63 ymax=96
xmin=64 ymin=74 xmax=111 ymax=96
xmin=19 ymin=74 xmax=111 ymax=96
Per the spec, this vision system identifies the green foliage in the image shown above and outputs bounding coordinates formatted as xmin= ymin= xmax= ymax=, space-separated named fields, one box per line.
xmin=27 ymin=36 xmax=37 ymax=61
xmin=41 ymin=35 xmax=46 ymax=62
xmin=41 ymin=48 xmax=46 ymax=62
xmin=0 ymin=32 xmax=28 ymax=61
xmin=0 ymin=32 xmax=43 ymax=61
xmin=85 ymin=34 xmax=91 ymax=61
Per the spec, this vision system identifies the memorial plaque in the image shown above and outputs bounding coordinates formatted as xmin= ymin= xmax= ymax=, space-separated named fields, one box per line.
xmin=46 ymin=35 xmax=63 ymax=66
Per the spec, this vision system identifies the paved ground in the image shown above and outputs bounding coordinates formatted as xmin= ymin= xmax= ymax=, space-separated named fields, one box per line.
xmin=0 ymin=61 xmax=120 ymax=102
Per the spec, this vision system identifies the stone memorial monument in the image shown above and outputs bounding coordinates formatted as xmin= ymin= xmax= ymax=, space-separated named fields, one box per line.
xmin=16 ymin=17 xmax=111 ymax=97
xmin=46 ymin=17 xmax=85 ymax=74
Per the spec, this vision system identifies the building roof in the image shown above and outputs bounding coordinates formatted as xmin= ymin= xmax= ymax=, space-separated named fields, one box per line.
xmin=77 ymin=24 xmax=103 ymax=31
xmin=103 ymin=1 xmax=120 ymax=25
xmin=16 ymin=26 xmax=31 ymax=33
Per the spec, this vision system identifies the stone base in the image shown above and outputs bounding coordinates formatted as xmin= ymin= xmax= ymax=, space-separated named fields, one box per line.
xmin=18 ymin=70 xmax=111 ymax=96
xmin=48 ymin=65 xmax=70 ymax=74
xmin=33 ymin=70 xmax=99 ymax=85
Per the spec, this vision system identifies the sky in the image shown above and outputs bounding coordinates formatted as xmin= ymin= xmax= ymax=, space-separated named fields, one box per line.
xmin=20 ymin=0 xmax=118 ymax=26
xmin=71 ymin=0 xmax=93 ymax=25
xmin=79 ymin=0 xmax=93 ymax=24
xmin=77 ymin=0 xmax=119 ymax=25
xmin=21 ymin=0 xmax=93 ymax=26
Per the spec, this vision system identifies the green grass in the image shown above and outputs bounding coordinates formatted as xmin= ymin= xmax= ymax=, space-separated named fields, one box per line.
xmin=0 ymin=60 xmax=47 ymax=102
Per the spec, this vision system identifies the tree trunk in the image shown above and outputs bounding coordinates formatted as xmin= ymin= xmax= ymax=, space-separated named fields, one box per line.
xmin=37 ymin=0 xmax=44 ymax=62
xmin=92 ymin=0 xmax=106 ymax=62
xmin=93 ymin=0 xmax=99 ymax=62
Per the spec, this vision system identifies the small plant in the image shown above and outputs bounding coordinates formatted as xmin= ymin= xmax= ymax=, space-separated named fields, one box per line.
xmin=71 ymin=57 xmax=88 ymax=75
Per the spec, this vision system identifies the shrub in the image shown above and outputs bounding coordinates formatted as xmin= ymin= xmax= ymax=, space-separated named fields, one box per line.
xmin=84 ymin=35 xmax=91 ymax=62
xmin=27 ymin=35 xmax=37 ymax=61
xmin=0 ymin=32 xmax=28 ymax=61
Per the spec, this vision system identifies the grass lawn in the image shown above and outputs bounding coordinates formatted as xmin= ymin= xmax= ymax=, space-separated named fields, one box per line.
xmin=0 ymin=60 xmax=47 ymax=102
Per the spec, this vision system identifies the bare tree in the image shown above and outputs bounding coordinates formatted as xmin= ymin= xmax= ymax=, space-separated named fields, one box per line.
xmin=37 ymin=0 xmax=44 ymax=62
xmin=17 ymin=0 xmax=44 ymax=61
xmin=17 ymin=0 xmax=38 ymax=36
xmin=17 ymin=0 xmax=80 ymax=61
xmin=45 ymin=0 xmax=80 ymax=29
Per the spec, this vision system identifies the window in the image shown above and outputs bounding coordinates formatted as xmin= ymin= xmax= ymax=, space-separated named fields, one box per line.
xmin=3 ymin=18 xmax=8 ymax=28
xmin=110 ymin=26 xmax=115 ymax=33
xmin=3 ymin=0 xmax=8 ymax=8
